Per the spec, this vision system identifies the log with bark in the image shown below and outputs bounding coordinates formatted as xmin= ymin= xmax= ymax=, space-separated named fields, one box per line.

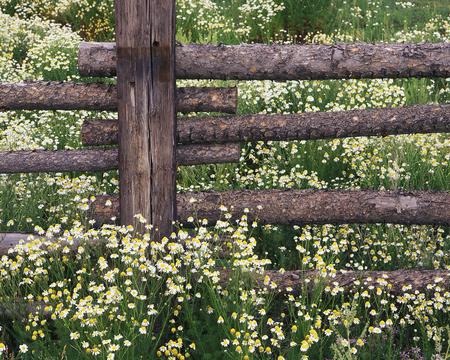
xmin=0 ymin=82 xmax=237 ymax=113
xmin=0 ymin=145 xmax=241 ymax=173
xmin=90 ymin=190 xmax=450 ymax=225
xmin=231 ymin=269 xmax=450 ymax=295
xmin=1 ymin=269 xmax=448 ymax=320
xmin=81 ymin=104 xmax=450 ymax=146
xmin=79 ymin=42 xmax=450 ymax=79
xmin=1 ymin=234 xmax=448 ymax=295
xmin=0 ymin=149 xmax=118 ymax=173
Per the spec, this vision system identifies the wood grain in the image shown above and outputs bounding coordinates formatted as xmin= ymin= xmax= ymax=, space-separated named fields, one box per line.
xmin=115 ymin=0 xmax=176 ymax=233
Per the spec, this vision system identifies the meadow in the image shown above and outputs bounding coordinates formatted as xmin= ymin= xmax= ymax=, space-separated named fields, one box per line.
xmin=0 ymin=0 xmax=449 ymax=359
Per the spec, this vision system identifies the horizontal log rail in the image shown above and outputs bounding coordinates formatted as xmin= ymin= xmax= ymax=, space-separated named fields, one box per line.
xmin=0 ymin=82 xmax=237 ymax=113
xmin=1 ymin=234 xmax=448 ymax=294
xmin=90 ymin=190 xmax=450 ymax=225
xmin=81 ymin=104 xmax=450 ymax=146
xmin=0 ymin=269 xmax=447 ymax=320
xmin=0 ymin=145 xmax=241 ymax=173
xmin=228 ymin=269 xmax=450 ymax=294
xmin=79 ymin=42 xmax=450 ymax=79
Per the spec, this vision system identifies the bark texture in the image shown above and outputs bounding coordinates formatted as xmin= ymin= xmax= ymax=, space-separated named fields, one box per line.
xmin=79 ymin=42 xmax=117 ymax=76
xmin=0 ymin=149 xmax=118 ymax=173
xmin=81 ymin=104 xmax=450 ymax=146
xmin=90 ymin=190 xmax=450 ymax=225
xmin=81 ymin=119 xmax=119 ymax=145
xmin=0 ymin=81 xmax=117 ymax=111
xmin=79 ymin=42 xmax=450 ymax=79
xmin=0 ymin=145 xmax=240 ymax=173
xmin=176 ymin=87 xmax=237 ymax=113
xmin=0 ymin=82 xmax=237 ymax=113
xmin=177 ymin=144 xmax=240 ymax=165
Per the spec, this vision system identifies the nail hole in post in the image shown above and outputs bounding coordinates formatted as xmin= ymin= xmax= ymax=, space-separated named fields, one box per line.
xmin=153 ymin=41 xmax=160 ymax=47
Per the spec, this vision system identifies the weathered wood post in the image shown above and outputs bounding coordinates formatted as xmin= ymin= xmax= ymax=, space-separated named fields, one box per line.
xmin=115 ymin=0 xmax=176 ymax=234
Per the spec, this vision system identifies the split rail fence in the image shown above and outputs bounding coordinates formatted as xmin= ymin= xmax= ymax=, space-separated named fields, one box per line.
xmin=0 ymin=0 xmax=450 ymax=290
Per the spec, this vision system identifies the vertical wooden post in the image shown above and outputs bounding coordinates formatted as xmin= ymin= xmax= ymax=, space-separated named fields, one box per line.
xmin=115 ymin=0 xmax=176 ymax=234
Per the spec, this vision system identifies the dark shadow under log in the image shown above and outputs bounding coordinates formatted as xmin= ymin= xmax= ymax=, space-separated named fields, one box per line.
xmin=0 ymin=144 xmax=240 ymax=173
xmin=90 ymin=190 xmax=450 ymax=225
xmin=81 ymin=104 xmax=450 ymax=146
xmin=79 ymin=42 xmax=450 ymax=79
xmin=0 ymin=82 xmax=237 ymax=113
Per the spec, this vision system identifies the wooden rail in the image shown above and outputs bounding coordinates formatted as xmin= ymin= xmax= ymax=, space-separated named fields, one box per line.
xmin=227 ymin=269 xmax=450 ymax=294
xmin=90 ymin=190 xmax=450 ymax=225
xmin=79 ymin=42 xmax=450 ymax=80
xmin=0 ymin=82 xmax=237 ymax=113
xmin=1 ymin=233 xmax=449 ymax=295
xmin=81 ymin=104 xmax=450 ymax=146
xmin=0 ymin=266 xmax=447 ymax=320
xmin=0 ymin=145 xmax=241 ymax=173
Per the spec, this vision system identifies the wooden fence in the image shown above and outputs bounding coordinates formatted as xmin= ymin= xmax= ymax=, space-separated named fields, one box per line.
xmin=0 ymin=0 xmax=449 ymax=290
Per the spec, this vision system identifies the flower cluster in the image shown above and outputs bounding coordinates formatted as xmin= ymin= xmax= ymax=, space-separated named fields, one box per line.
xmin=0 ymin=215 xmax=449 ymax=359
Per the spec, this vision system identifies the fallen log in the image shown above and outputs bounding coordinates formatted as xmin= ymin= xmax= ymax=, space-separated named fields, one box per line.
xmin=90 ymin=190 xmax=450 ymax=225
xmin=0 ymin=144 xmax=240 ymax=173
xmin=0 ymin=82 xmax=237 ymax=113
xmin=81 ymin=104 xmax=450 ymax=146
xmin=79 ymin=42 xmax=450 ymax=79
